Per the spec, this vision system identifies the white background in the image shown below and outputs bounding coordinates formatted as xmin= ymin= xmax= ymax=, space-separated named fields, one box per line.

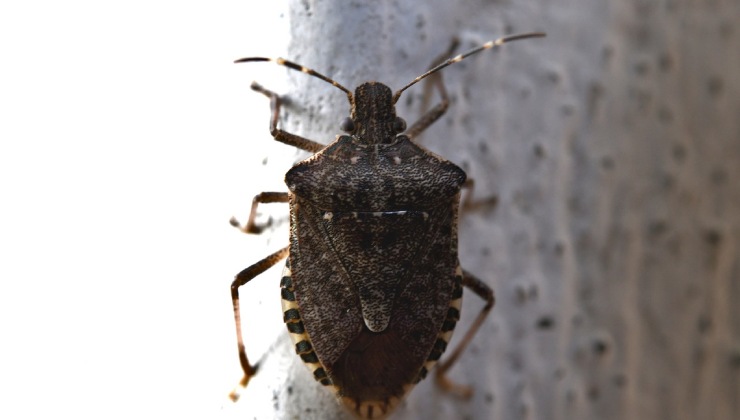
xmin=0 ymin=2 xmax=292 ymax=418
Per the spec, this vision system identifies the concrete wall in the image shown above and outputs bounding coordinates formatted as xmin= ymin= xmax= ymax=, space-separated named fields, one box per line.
xmin=233 ymin=0 xmax=740 ymax=418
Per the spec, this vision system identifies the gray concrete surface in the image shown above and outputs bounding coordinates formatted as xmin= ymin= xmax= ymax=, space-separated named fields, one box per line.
xmin=230 ymin=1 xmax=740 ymax=419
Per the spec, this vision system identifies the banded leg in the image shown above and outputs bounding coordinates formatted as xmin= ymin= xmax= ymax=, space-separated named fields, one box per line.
xmin=461 ymin=179 xmax=499 ymax=212
xmin=435 ymin=270 xmax=495 ymax=398
xmin=229 ymin=246 xmax=290 ymax=401
xmin=405 ymin=39 xmax=460 ymax=140
xmin=251 ymin=82 xmax=325 ymax=153
xmin=230 ymin=191 xmax=290 ymax=234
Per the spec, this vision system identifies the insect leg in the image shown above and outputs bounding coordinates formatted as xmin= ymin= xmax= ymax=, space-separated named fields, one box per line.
xmin=251 ymin=82 xmax=325 ymax=153
xmin=404 ymin=39 xmax=460 ymax=140
xmin=230 ymin=191 xmax=290 ymax=234
xmin=461 ymin=179 xmax=498 ymax=211
xmin=435 ymin=270 xmax=495 ymax=399
xmin=229 ymin=246 xmax=290 ymax=401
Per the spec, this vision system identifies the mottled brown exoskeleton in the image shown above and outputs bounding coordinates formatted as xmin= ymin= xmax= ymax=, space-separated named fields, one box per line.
xmin=229 ymin=32 xmax=545 ymax=419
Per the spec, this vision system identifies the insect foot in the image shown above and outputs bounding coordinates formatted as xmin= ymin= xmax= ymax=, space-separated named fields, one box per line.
xmin=230 ymin=32 xmax=545 ymax=419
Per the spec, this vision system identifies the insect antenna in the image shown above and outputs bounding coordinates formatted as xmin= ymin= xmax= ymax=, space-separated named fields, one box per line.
xmin=392 ymin=32 xmax=546 ymax=104
xmin=235 ymin=57 xmax=354 ymax=102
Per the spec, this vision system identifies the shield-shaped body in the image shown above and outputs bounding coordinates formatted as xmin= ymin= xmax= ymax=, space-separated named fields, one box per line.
xmin=280 ymin=135 xmax=467 ymax=418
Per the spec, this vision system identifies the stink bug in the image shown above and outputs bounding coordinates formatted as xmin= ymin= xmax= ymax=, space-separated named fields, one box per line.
xmin=229 ymin=32 xmax=545 ymax=418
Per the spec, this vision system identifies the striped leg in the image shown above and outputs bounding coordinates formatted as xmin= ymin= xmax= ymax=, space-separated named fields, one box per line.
xmin=230 ymin=191 xmax=290 ymax=234
xmin=404 ymin=39 xmax=459 ymax=140
xmin=435 ymin=270 xmax=495 ymax=398
xmin=229 ymin=246 xmax=290 ymax=401
xmin=250 ymin=82 xmax=325 ymax=153
xmin=460 ymin=178 xmax=499 ymax=212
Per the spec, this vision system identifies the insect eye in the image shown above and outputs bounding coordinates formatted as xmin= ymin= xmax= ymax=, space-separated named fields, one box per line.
xmin=340 ymin=117 xmax=356 ymax=133
xmin=393 ymin=117 xmax=407 ymax=133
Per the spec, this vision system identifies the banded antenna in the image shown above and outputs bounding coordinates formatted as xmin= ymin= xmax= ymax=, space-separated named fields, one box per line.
xmin=234 ymin=32 xmax=546 ymax=104
xmin=234 ymin=56 xmax=354 ymax=103
xmin=392 ymin=32 xmax=545 ymax=103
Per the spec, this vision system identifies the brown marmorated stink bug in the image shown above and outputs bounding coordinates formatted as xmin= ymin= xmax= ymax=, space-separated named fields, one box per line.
xmin=228 ymin=32 xmax=545 ymax=419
